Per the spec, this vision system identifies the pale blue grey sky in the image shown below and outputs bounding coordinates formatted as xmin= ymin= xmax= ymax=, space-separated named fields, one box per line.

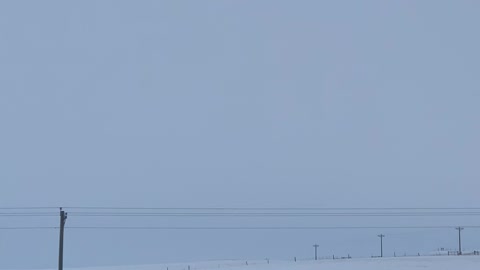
xmin=0 ymin=1 xmax=479 ymax=269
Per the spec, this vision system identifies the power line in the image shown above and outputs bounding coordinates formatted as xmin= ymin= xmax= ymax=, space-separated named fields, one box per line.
xmin=66 ymin=211 xmax=480 ymax=217
xmin=10 ymin=212 xmax=480 ymax=216
xmin=2 ymin=225 xmax=480 ymax=231
xmin=0 ymin=213 xmax=58 ymax=217
xmin=6 ymin=206 xmax=480 ymax=212
xmin=0 ymin=227 xmax=57 ymax=230
xmin=61 ymin=225 xmax=480 ymax=230
xmin=6 ymin=207 xmax=480 ymax=218
xmin=0 ymin=207 xmax=59 ymax=210
xmin=61 ymin=207 xmax=480 ymax=210
xmin=3 ymin=225 xmax=479 ymax=230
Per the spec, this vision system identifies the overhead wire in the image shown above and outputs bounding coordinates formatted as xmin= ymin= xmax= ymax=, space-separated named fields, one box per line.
xmin=66 ymin=211 xmax=480 ymax=217
xmin=61 ymin=207 xmax=480 ymax=210
xmin=3 ymin=207 xmax=480 ymax=231
xmin=63 ymin=225 xmax=480 ymax=230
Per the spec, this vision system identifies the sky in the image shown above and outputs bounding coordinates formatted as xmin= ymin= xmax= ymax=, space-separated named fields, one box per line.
xmin=1 ymin=0 xmax=480 ymax=269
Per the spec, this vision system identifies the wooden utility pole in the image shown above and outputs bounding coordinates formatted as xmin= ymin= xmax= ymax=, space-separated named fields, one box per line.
xmin=59 ymin=208 xmax=68 ymax=270
xmin=456 ymin=227 xmax=464 ymax=255
xmin=378 ymin=234 xmax=385 ymax=257
xmin=313 ymin=244 xmax=319 ymax=260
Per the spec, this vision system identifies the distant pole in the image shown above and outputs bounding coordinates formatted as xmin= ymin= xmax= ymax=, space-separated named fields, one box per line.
xmin=58 ymin=208 xmax=68 ymax=270
xmin=456 ymin=227 xmax=464 ymax=255
xmin=313 ymin=244 xmax=319 ymax=260
xmin=378 ymin=234 xmax=385 ymax=258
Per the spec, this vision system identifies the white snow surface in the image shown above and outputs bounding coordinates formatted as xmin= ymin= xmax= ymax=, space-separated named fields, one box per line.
xmin=15 ymin=256 xmax=480 ymax=270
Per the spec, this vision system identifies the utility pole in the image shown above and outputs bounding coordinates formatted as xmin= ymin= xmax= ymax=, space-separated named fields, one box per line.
xmin=456 ymin=227 xmax=464 ymax=255
xmin=58 ymin=208 xmax=68 ymax=270
xmin=378 ymin=234 xmax=385 ymax=258
xmin=313 ymin=244 xmax=319 ymax=260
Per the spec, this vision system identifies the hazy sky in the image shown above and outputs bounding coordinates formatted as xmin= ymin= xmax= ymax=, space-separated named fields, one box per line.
xmin=1 ymin=0 xmax=480 ymax=269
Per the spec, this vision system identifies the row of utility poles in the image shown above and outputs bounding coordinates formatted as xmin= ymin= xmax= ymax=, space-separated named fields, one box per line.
xmin=313 ymin=228 xmax=466 ymax=260
xmin=55 ymin=207 xmax=468 ymax=270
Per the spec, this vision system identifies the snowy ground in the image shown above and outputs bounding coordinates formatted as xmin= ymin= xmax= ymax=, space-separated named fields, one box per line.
xmin=28 ymin=256 xmax=480 ymax=270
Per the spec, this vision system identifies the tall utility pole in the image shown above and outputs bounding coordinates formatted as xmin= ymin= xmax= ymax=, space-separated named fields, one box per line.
xmin=456 ymin=227 xmax=464 ymax=255
xmin=59 ymin=208 xmax=68 ymax=270
xmin=378 ymin=234 xmax=385 ymax=258
xmin=313 ymin=244 xmax=319 ymax=260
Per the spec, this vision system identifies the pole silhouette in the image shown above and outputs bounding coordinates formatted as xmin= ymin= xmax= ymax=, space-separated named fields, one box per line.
xmin=456 ymin=227 xmax=464 ymax=255
xmin=378 ymin=234 xmax=385 ymax=257
xmin=58 ymin=208 xmax=68 ymax=270
xmin=313 ymin=244 xmax=319 ymax=260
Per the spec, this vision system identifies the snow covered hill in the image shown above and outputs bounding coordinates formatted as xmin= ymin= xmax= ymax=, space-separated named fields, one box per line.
xmin=23 ymin=256 xmax=480 ymax=270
